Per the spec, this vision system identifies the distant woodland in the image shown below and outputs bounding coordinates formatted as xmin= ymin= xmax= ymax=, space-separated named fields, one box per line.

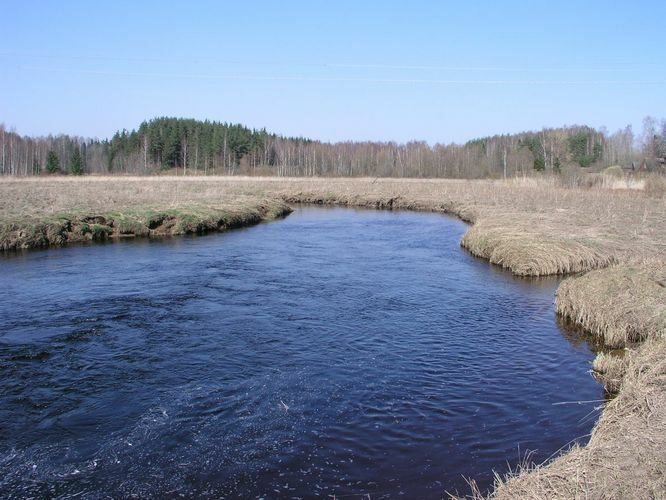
xmin=1 ymin=116 xmax=665 ymax=178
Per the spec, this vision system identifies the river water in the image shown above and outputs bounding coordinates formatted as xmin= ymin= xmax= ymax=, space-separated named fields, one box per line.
xmin=0 ymin=207 xmax=602 ymax=498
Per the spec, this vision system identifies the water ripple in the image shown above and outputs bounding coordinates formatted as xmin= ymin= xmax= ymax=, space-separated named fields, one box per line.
xmin=0 ymin=207 xmax=602 ymax=498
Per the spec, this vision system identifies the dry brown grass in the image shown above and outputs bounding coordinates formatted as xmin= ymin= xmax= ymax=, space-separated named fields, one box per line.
xmin=489 ymin=339 xmax=666 ymax=500
xmin=644 ymin=174 xmax=666 ymax=198
xmin=461 ymin=224 xmax=616 ymax=276
xmin=556 ymin=262 xmax=666 ymax=348
xmin=591 ymin=350 xmax=631 ymax=394
xmin=0 ymin=177 xmax=292 ymax=249
xmin=2 ymin=174 xmax=666 ymax=498
xmin=2 ymin=175 xmax=665 ymax=265
xmin=484 ymin=260 xmax=666 ymax=498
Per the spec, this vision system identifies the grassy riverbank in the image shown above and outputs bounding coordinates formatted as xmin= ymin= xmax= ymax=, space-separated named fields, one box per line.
xmin=0 ymin=178 xmax=292 ymax=250
xmin=1 ymin=175 xmax=665 ymax=498
xmin=491 ymin=269 xmax=666 ymax=499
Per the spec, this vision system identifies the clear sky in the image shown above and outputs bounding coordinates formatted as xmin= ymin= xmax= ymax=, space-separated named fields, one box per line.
xmin=1 ymin=1 xmax=664 ymax=143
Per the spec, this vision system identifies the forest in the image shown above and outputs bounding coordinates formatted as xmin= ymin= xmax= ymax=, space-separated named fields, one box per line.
xmin=0 ymin=116 xmax=664 ymax=178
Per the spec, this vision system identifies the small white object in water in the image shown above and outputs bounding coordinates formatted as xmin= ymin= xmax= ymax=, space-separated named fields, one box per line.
xmin=280 ymin=400 xmax=289 ymax=411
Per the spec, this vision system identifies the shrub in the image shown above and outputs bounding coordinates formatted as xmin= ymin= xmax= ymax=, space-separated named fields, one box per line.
xmin=602 ymin=165 xmax=624 ymax=178
xmin=90 ymin=224 xmax=111 ymax=240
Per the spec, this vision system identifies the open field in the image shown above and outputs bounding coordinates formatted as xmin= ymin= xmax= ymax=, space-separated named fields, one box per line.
xmin=1 ymin=175 xmax=665 ymax=498
xmin=2 ymin=175 xmax=665 ymax=268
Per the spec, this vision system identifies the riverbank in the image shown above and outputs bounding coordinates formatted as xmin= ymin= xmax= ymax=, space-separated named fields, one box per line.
xmin=0 ymin=178 xmax=291 ymax=250
xmin=489 ymin=261 xmax=666 ymax=499
xmin=1 ymin=175 xmax=665 ymax=498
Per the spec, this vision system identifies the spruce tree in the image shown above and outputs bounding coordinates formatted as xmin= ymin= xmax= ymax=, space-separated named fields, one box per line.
xmin=46 ymin=151 xmax=60 ymax=174
xmin=70 ymin=148 xmax=84 ymax=175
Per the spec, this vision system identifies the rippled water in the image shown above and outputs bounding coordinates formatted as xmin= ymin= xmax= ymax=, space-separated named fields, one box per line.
xmin=0 ymin=207 xmax=602 ymax=498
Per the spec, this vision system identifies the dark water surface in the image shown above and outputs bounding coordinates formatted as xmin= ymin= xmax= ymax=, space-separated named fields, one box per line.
xmin=0 ymin=207 xmax=602 ymax=498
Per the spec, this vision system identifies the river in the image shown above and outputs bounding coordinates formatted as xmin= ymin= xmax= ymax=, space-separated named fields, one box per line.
xmin=0 ymin=207 xmax=602 ymax=498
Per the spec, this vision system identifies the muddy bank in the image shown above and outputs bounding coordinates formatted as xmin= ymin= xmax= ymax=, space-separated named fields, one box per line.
xmin=0 ymin=199 xmax=291 ymax=251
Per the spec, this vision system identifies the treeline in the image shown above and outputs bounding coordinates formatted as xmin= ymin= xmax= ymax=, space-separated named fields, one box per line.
xmin=1 ymin=116 xmax=665 ymax=177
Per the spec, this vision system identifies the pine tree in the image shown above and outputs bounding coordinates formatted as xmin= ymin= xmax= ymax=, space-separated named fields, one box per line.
xmin=46 ymin=150 xmax=60 ymax=174
xmin=70 ymin=148 xmax=84 ymax=175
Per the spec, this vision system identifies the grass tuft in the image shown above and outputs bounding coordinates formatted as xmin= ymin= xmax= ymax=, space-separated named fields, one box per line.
xmin=556 ymin=262 xmax=666 ymax=348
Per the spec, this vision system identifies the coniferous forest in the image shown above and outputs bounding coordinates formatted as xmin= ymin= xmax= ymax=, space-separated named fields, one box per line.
xmin=1 ymin=116 xmax=664 ymax=178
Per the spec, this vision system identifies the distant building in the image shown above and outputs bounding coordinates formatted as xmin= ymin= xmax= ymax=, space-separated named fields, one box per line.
xmin=624 ymin=158 xmax=666 ymax=175
xmin=639 ymin=157 xmax=666 ymax=174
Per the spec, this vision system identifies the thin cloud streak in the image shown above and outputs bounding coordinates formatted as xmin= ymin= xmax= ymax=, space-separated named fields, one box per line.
xmin=18 ymin=66 xmax=666 ymax=86
xmin=3 ymin=50 xmax=663 ymax=73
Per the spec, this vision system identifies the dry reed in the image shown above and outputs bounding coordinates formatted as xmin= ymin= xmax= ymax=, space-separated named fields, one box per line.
xmin=556 ymin=262 xmax=666 ymax=348
xmin=592 ymin=351 xmax=631 ymax=393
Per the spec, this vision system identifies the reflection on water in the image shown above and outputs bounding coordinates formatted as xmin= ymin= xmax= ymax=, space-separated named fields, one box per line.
xmin=0 ymin=207 xmax=602 ymax=498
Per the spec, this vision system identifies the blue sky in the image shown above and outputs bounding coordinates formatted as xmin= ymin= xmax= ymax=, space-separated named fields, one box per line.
xmin=1 ymin=1 xmax=664 ymax=143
